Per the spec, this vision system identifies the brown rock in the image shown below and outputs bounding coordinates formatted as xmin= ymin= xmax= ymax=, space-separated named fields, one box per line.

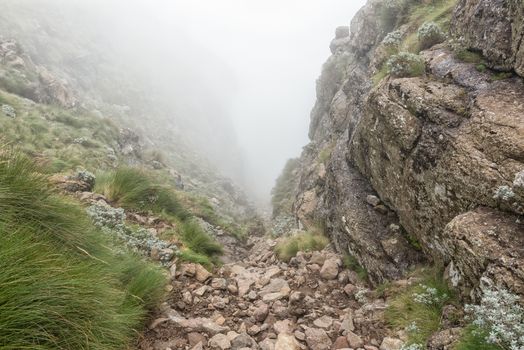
xmin=347 ymin=331 xmax=364 ymax=348
xmin=320 ymin=258 xmax=340 ymax=280
xmin=305 ymin=328 xmax=332 ymax=350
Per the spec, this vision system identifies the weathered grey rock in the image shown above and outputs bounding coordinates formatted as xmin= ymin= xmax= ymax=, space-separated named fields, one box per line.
xmin=380 ymin=337 xmax=403 ymax=350
xmin=451 ymin=0 xmax=524 ymax=76
xmin=208 ymin=333 xmax=231 ymax=349
xmin=441 ymin=207 xmax=524 ymax=300
xmin=305 ymin=328 xmax=332 ymax=350
xmin=347 ymin=331 xmax=364 ymax=348
xmin=253 ymin=303 xmax=270 ymax=322
xmin=231 ymin=333 xmax=258 ymax=349
xmin=320 ymin=258 xmax=340 ymax=280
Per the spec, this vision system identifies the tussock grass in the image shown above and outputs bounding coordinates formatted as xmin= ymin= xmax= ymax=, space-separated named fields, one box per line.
xmin=0 ymin=150 xmax=166 ymax=349
xmin=95 ymin=166 xmax=189 ymax=220
xmin=275 ymin=229 xmax=329 ymax=262
xmin=385 ymin=267 xmax=454 ymax=346
xmin=180 ymin=220 xmax=223 ymax=258
xmin=178 ymin=248 xmax=214 ymax=269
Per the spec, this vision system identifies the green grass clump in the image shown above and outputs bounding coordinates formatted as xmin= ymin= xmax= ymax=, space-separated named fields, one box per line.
xmin=455 ymin=49 xmax=484 ymax=64
xmin=343 ymin=254 xmax=369 ymax=281
xmin=491 ymin=72 xmax=513 ymax=81
xmin=95 ymin=166 xmax=189 ymax=220
xmin=455 ymin=326 xmax=504 ymax=350
xmin=385 ymin=268 xmax=454 ymax=347
xmin=180 ymin=220 xmax=223 ymax=259
xmin=275 ymin=229 xmax=329 ymax=262
xmin=177 ymin=248 xmax=213 ymax=269
xmin=0 ymin=150 xmax=166 ymax=349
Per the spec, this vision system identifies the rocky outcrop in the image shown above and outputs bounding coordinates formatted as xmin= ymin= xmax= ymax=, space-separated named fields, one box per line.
xmin=451 ymin=0 xmax=524 ymax=76
xmin=293 ymin=0 xmax=424 ymax=285
xmin=0 ymin=38 xmax=77 ymax=107
xmin=288 ymin=0 xmax=524 ymax=297
xmin=350 ymin=46 xmax=524 ymax=296
xmin=441 ymin=207 xmax=524 ymax=302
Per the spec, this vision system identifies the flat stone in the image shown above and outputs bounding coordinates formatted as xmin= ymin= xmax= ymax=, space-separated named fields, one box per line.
xmin=313 ymin=315 xmax=333 ymax=329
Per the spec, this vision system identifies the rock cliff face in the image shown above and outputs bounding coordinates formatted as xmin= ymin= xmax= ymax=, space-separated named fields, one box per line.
xmin=289 ymin=0 xmax=524 ymax=298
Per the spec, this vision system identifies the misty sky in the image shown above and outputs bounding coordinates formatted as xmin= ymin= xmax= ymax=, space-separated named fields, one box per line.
xmin=4 ymin=0 xmax=366 ymax=204
xmin=159 ymin=0 xmax=367 ymax=202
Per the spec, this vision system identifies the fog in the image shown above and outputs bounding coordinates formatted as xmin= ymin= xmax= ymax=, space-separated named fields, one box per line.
xmin=169 ymin=1 xmax=367 ymax=204
xmin=1 ymin=0 xmax=366 ymax=205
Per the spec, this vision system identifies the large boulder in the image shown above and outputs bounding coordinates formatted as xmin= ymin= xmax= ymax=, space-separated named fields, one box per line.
xmin=350 ymin=47 xmax=524 ymax=296
xmin=451 ymin=0 xmax=524 ymax=77
xmin=441 ymin=207 xmax=524 ymax=301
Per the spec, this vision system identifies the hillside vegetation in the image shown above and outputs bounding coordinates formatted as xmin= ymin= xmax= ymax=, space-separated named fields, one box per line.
xmin=0 ymin=150 xmax=166 ymax=349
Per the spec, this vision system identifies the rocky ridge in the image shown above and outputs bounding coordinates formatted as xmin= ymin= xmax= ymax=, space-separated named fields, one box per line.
xmin=287 ymin=0 xmax=524 ymax=302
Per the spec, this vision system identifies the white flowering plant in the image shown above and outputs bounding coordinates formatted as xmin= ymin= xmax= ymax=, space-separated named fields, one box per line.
xmin=417 ymin=21 xmax=445 ymax=50
xmin=383 ymin=30 xmax=403 ymax=47
xmin=412 ymin=284 xmax=449 ymax=307
xmin=463 ymin=288 xmax=524 ymax=350
xmin=386 ymin=52 xmax=425 ymax=78
xmin=493 ymin=185 xmax=515 ymax=201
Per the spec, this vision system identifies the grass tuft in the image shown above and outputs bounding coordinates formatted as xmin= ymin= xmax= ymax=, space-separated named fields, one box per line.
xmin=180 ymin=220 xmax=224 ymax=259
xmin=385 ymin=267 xmax=454 ymax=347
xmin=95 ymin=166 xmax=189 ymax=220
xmin=275 ymin=229 xmax=329 ymax=262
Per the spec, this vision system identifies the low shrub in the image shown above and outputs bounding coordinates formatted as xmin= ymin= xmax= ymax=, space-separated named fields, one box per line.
xmin=417 ymin=21 xmax=445 ymax=50
xmin=275 ymin=229 xmax=329 ymax=262
xmin=386 ymin=52 xmax=426 ymax=78
xmin=385 ymin=268 xmax=454 ymax=348
xmin=382 ymin=30 xmax=403 ymax=48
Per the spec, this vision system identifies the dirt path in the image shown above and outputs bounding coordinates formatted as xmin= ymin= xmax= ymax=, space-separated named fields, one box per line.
xmin=137 ymin=235 xmax=395 ymax=350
